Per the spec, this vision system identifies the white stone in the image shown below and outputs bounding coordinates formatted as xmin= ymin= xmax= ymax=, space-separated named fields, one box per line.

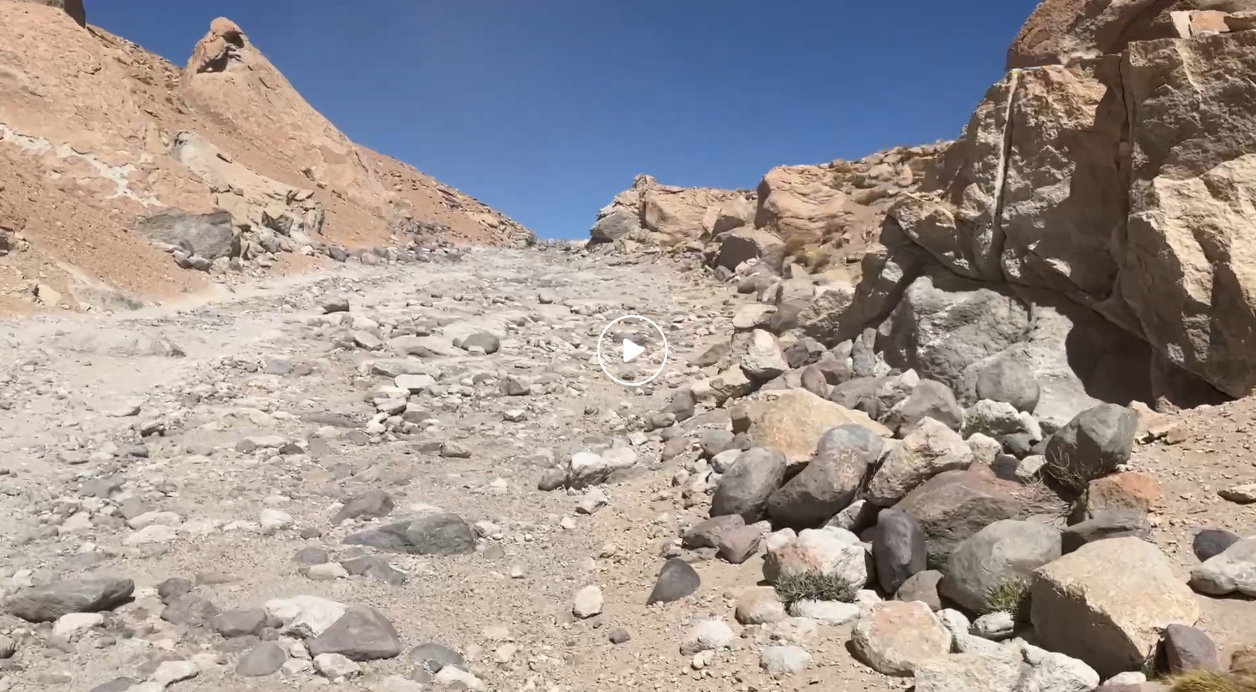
xmin=680 ymin=619 xmax=735 ymax=655
xmin=259 ymin=509 xmax=294 ymax=534
xmin=53 ymin=612 xmax=104 ymax=638
xmin=264 ymin=596 xmax=346 ymax=638
xmin=314 ymin=652 xmax=360 ymax=679
xmin=572 ymin=585 xmax=604 ymax=618
xmin=124 ymin=524 xmax=178 ymax=546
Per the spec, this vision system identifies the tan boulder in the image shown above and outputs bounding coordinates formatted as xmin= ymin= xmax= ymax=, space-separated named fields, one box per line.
xmin=715 ymin=230 xmax=786 ymax=272
xmin=1118 ymin=30 xmax=1256 ymax=397
xmin=754 ymin=165 xmax=846 ymax=246
xmin=1030 ymin=537 xmax=1200 ymax=678
xmin=744 ymin=389 xmax=890 ymax=465
xmin=589 ymin=174 xmax=747 ymax=244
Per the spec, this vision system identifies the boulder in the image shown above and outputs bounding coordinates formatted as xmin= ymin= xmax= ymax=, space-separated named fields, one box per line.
xmin=850 ymin=601 xmax=953 ymax=676
xmin=867 ymin=418 xmax=974 ymax=507
xmin=1044 ymin=404 xmax=1137 ymax=491
xmin=975 ymin=357 xmax=1041 ymax=413
xmin=883 ymin=379 xmax=965 ymax=433
xmin=876 ymin=271 xmax=1031 ymax=397
xmin=1070 ymin=472 xmax=1161 ymax=524
xmin=136 ymin=210 xmax=238 ymax=260
xmin=1031 ymin=537 xmax=1201 ymax=678
xmin=1193 ymin=529 xmax=1241 ymax=563
xmin=716 ymin=230 xmax=785 ymax=273
xmin=342 ymin=512 xmax=475 ymax=555
xmin=1061 ymin=509 xmax=1152 ymax=553
xmin=589 ymin=208 xmax=641 ymax=242
xmin=766 ymin=425 xmax=883 ymax=528
xmin=873 ymin=508 xmax=927 ymax=594
xmin=763 ymin=527 xmax=867 ymax=591
xmin=647 ymin=558 xmax=701 ymax=604
xmin=754 ymin=164 xmax=846 ymax=246
xmin=308 ymin=607 xmax=403 ymax=661
xmin=1190 ymin=537 xmax=1256 ymax=597
xmin=745 ymin=389 xmax=890 ymax=465
xmin=1121 ymin=29 xmax=1256 ymax=398
xmin=1161 ymin=624 xmax=1222 ymax=674
xmin=911 ymin=650 xmax=1027 ymax=692
xmin=711 ymin=447 xmax=787 ymax=523
xmin=7 ymin=578 xmax=134 ymax=623
xmin=682 ymin=515 xmax=746 ymax=550
xmin=740 ymin=330 xmax=789 ymax=381
xmin=895 ymin=570 xmax=944 ymax=611
xmin=939 ymin=519 xmax=1062 ymax=614
xmin=895 ymin=466 xmax=1063 ymax=568
xmin=796 ymin=286 xmax=856 ymax=342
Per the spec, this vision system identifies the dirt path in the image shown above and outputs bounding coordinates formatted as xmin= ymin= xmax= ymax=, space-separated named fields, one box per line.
xmin=0 ymin=246 xmax=903 ymax=692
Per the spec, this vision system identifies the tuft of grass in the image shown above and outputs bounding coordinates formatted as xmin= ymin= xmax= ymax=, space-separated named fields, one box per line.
xmin=981 ymin=576 xmax=1031 ymax=620
xmin=773 ymin=571 xmax=858 ymax=606
xmin=1165 ymin=670 xmax=1256 ymax=692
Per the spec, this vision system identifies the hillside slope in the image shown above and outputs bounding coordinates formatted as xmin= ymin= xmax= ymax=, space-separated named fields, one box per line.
xmin=0 ymin=3 xmax=533 ymax=312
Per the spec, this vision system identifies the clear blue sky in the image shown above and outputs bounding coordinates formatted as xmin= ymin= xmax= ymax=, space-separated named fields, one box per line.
xmin=88 ymin=1 xmax=1040 ymax=239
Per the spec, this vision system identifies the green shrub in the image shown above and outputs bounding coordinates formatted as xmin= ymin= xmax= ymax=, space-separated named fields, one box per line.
xmin=773 ymin=571 xmax=857 ymax=606
xmin=981 ymin=576 xmax=1031 ymax=620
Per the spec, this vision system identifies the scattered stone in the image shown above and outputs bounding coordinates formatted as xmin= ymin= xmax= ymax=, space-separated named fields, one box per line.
xmin=894 ymin=570 xmax=944 ymax=611
xmin=609 ymin=628 xmax=631 ymax=644
xmin=332 ymin=490 xmax=395 ymax=524
xmin=7 ymin=578 xmax=134 ymax=622
xmin=646 ymin=558 xmax=701 ymax=605
xmin=1191 ymin=537 xmax=1256 ymax=597
xmin=718 ymin=525 xmax=762 ymax=564
xmin=314 ymin=652 xmax=361 ymax=679
xmin=735 ymin=587 xmax=787 ymax=625
xmin=237 ymin=641 xmax=287 ymax=677
xmin=760 ymin=645 xmax=812 ymax=677
xmin=1193 ymin=529 xmax=1241 ymax=562
xmin=572 ymin=585 xmax=604 ymax=618
xmin=679 ymin=619 xmax=734 ymax=655
xmin=763 ymin=527 xmax=867 ymax=594
xmin=911 ymin=650 xmax=1026 ymax=692
xmin=213 ymin=609 xmax=269 ymax=638
xmin=309 ymin=607 xmax=403 ymax=661
xmin=683 ymin=515 xmax=744 ymax=550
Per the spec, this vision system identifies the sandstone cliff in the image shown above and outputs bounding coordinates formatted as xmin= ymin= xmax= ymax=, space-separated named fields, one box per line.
xmin=0 ymin=3 xmax=532 ymax=312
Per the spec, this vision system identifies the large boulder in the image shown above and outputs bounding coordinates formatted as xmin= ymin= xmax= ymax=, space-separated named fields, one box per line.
xmin=939 ymin=519 xmax=1062 ymax=614
xmin=1043 ymin=404 xmax=1137 ymax=491
xmin=136 ymin=210 xmax=239 ymax=260
xmin=873 ymin=508 xmax=928 ymax=594
xmin=850 ymin=601 xmax=953 ymax=676
xmin=875 ymin=271 xmax=1031 ymax=397
xmin=754 ymin=164 xmax=846 ymax=246
xmin=766 ymin=425 xmax=883 ymax=528
xmin=716 ymin=230 xmax=786 ymax=273
xmin=1031 ymin=537 xmax=1201 ymax=678
xmin=763 ymin=527 xmax=868 ymax=590
xmin=866 ymin=418 xmax=974 ymax=507
xmin=1120 ymin=28 xmax=1256 ymax=398
xmin=895 ymin=466 xmax=1064 ymax=568
xmin=711 ymin=447 xmax=788 ymax=523
xmin=590 ymin=208 xmax=641 ymax=242
xmin=1190 ymin=537 xmax=1256 ymax=597
xmin=745 ymin=389 xmax=890 ymax=466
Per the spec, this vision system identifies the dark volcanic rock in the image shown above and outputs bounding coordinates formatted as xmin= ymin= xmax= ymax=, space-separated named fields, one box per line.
xmin=646 ymin=558 xmax=701 ymax=605
xmin=309 ymin=607 xmax=403 ymax=661
xmin=343 ymin=512 xmax=475 ymax=555
xmin=7 ymin=578 xmax=135 ymax=622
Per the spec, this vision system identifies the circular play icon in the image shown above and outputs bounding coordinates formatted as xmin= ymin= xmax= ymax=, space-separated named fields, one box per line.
xmin=596 ymin=315 xmax=669 ymax=387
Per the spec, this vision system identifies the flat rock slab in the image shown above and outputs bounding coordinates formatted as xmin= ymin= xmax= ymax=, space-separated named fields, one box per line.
xmin=343 ymin=512 xmax=475 ymax=555
xmin=7 ymin=577 xmax=135 ymax=622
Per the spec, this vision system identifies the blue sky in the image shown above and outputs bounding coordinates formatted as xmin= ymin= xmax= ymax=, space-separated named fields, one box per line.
xmin=88 ymin=1 xmax=1040 ymax=239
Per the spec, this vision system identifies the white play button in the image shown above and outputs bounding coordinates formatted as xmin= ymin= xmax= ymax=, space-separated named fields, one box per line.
xmin=622 ymin=338 xmax=645 ymax=363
